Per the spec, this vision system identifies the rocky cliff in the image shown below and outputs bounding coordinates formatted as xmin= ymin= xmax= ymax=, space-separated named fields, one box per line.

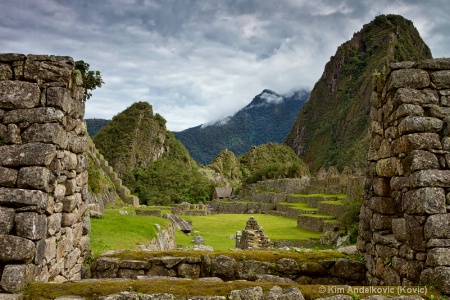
xmin=285 ymin=14 xmax=432 ymax=172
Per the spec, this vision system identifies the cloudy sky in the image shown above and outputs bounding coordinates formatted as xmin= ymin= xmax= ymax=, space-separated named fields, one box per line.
xmin=1 ymin=0 xmax=449 ymax=131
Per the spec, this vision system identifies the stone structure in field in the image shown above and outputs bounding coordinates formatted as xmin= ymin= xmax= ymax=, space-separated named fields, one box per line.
xmin=358 ymin=58 xmax=450 ymax=293
xmin=235 ymin=216 xmax=273 ymax=250
xmin=0 ymin=54 xmax=89 ymax=292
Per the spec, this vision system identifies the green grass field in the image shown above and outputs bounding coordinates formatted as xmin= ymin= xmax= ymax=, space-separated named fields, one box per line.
xmin=176 ymin=213 xmax=322 ymax=250
xmin=90 ymin=210 xmax=323 ymax=255
xmin=289 ymin=193 xmax=346 ymax=199
xmin=90 ymin=208 xmax=171 ymax=256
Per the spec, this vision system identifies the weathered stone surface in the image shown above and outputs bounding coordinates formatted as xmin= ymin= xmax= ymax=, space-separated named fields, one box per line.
xmin=391 ymin=103 xmax=424 ymax=120
xmin=17 ymin=166 xmax=55 ymax=192
xmin=405 ymin=215 xmax=426 ymax=252
xmin=418 ymin=58 xmax=450 ymax=69
xmin=410 ymin=170 xmax=450 ymax=188
xmin=398 ymin=116 xmax=443 ymax=135
xmin=329 ymin=258 xmax=366 ymax=281
xmin=403 ymin=187 xmax=446 ymax=215
xmin=431 ymin=70 xmax=450 ymax=89
xmin=0 ymin=63 xmax=13 ymax=80
xmin=393 ymin=88 xmax=438 ymax=105
xmin=15 ymin=212 xmax=47 ymax=240
xmin=275 ymin=258 xmax=300 ymax=275
xmin=2 ymin=107 xmax=64 ymax=124
xmin=177 ymin=263 xmax=200 ymax=279
xmin=0 ymin=143 xmax=56 ymax=167
xmin=145 ymin=265 xmax=177 ymax=277
xmin=388 ymin=69 xmax=430 ymax=91
xmin=426 ymin=248 xmax=450 ymax=267
xmin=0 ymin=166 xmax=18 ymax=187
xmin=408 ymin=150 xmax=439 ymax=172
xmin=299 ymin=262 xmax=328 ymax=276
xmin=0 ymin=207 xmax=15 ymax=234
xmin=68 ymin=135 xmax=87 ymax=154
xmin=91 ymin=257 xmax=120 ymax=278
xmin=0 ymin=187 xmax=48 ymax=209
xmin=0 ymin=264 xmax=36 ymax=293
xmin=211 ymin=255 xmax=236 ymax=279
xmin=390 ymin=176 xmax=410 ymax=191
xmin=367 ymin=197 xmax=395 ymax=214
xmin=22 ymin=123 xmax=68 ymax=148
xmin=420 ymin=266 xmax=450 ymax=294
xmin=371 ymin=213 xmax=392 ymax=230
xmin=0 ymin=81 xmax=40 ymax=109
xmin=118 ymin=260 xmax=151 ymax=270
xmin=391 ymin=133 xmax=442 ymax=155
xmin=47 ymin=86 xmax=73 ymax=113
xmin=0 ymin=235 xmax=35 ymax=263
xmin=424 ymin=214 xmax=450 ymax=239
xmin=236 ymin=260 xmax=273 ymax=280
xmin=392 ymin=218 xmax=407 ymax=242
xmin=229 ymin=286 xmax=263 ymax=300
xmin=24 ymin=55 xmax=73 ymax=84
xmin=376 ymin=157 xmax=404 ymax=177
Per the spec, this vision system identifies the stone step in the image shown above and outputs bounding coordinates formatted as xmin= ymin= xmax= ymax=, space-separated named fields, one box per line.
xmin=297 ymin=214 xmax=335 ymax=232
xmin=317 ymin=201 xmax=345 ymax=217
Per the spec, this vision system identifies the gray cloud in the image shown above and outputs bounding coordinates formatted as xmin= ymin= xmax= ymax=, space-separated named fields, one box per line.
xmin=1 ymin=0 xmax=449 ymax=131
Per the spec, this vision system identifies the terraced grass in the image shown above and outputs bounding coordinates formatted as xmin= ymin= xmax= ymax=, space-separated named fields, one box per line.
xmin=278 ymin=201 xmax=318 ymax=211
xmin=290 ymin=193 xmax=346 ymax=199
xmin=320 ymin=200 xmax=343 ymax=205
xmin=90 ymin=208 xmax=171 ymax=256
xmin=176 ymin=214 xmax=322 ymax=250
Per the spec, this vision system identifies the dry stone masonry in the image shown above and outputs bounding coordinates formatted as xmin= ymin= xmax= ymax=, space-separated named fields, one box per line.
xmin=235 ymin=216 xmax=273 ymax=249
xmin=358 ymin=58 xmax=450 ymax=293
xmin=0 ymin=54 xmax=89 ymax=292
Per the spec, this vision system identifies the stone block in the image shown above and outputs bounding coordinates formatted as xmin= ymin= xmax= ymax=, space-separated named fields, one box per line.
xmin=403 ymin=187 xmax=446 ymax=215
xmin=17 ymin=166 xmax=55 ymax=192
xmin=24 ymin=55 xmax=73 ymax=85
xmin=62 ymin=195 xmax=77 ymax=213
xmin=0 ymin=187 xmax=48 ymax=209
xmin=0 ymin=207 xmax=15 ymax=234
xmin=0 ymin=234 xmax=35 ymax=263
xmin=392 ymin=218 xmax=407 ymax=242
xmin=431 ymin=70 xmax=450 ymax=89
xmin=388 ymin=69 xmax=430 ymax=91
xmin=408 ymin=150 xmax=439 ymax=172
xmin=0 ymin=143 xmax=56 ymax=167
xmin=425 ymin=214 xmax=450 ymax=239
xmin=391 ymin=133 xmax=442 ymax=155
xmin=0 ymin=81 xmax=40 ymax=109
xmin=0 ymin=63 xmax=13 ymax=80
xmin=64 ymin=178 xmax=77 ymax=195
xmin=405 ymin=214 xmax=426 ymax=252
xmin=3 ymin=107 xmax=64 ymax=124
xmin=420 ymin=266 xmax=450 ymax=294
xmin=15 ymin=212 xmax=47 ymax=241
xmin=6 ymin=123 xmax=21 ymax=144
xmin=371 ymin=213 xmax=392 ymax=230
xmin=418 ymin=58 xmax=450 ymax=69
xmin=275 ymin=258 xmax=299 ymax=275
xmin=47 ymin=213 xmax=62 ymax=236
xmin=34 ymin=238 xmax=46 ymax=264
xmin=0 ymin=264 xmax=37 ymax=293
xmin=398 ymin=116 xmax=443 ymax=135
xmin=75 ymin=171 xmax=88 ymax=187
xmin=211 ymin=255 xmax=236 ymax=280
xmin=390 ymin=176 xmax=410 ymax=190
xmin=0 ymin=166 xmax=18 ymax=187
xmin=426 ymin=248 xmax=450 ymax=267
xmin=22 ymin=123 xmax=68 ymax=149
xmin=62 ymin=212 xmax=78 ymax=227
xmin=62 ymin=151 xmax=78 ymax=170
xmin=46 ymin=86 xmax=72 ymax=113
xmin=68 ymin=135 xmax=87 ymax=154
xmin=373 ymin=178 xmax=391 ymax=197
xmin=392 ymin=103 xmax=424 ymax=120
xmin=45 ymin=236 xmax=57 ymax=261
xmin=410 ymin=169 xmax=450 ymax=188
xmin=376 ymin=157 xmax=404 ymax=177
xmin=177 ymin=263 xmax=201 ymax=279
xmin=393 ymin=87 xmax=438 ymax=105
xmin=329 ymin=258 xmax=366 ymax=281
xmin=367 ymin=196 xmax=395 ymax=214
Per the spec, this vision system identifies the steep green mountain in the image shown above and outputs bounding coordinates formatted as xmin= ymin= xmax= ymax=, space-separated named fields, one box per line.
xmin=86 ymin=118 xmax=110 ymax=137
xmin=93 ymin=101 xmax=214 ymax=205
xmin=284 ymin=14 xmax=432 ymax=172
xmin=239 ymin=143 xmax=310 ymax=184
xmin=175 ymin=89 xmax=309 ymax=165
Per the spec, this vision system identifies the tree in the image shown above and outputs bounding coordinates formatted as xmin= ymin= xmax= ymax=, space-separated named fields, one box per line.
xmin=75 ymin=60 xmax=104 ymax=101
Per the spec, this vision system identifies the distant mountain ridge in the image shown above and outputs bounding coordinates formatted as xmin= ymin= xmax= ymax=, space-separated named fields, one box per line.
xmin=284 ymin=14 xmax=432 ymax=172
xmin=174 ymin=89 xmax=310 ymax=165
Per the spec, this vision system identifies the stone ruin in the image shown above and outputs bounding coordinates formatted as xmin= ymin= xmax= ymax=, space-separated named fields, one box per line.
xmin=235 ymin=216 xmax=273 ymax=250
xmin=358 ymin=58 xmax=450 ymax=294
xmin=0 ymin=54 xmax=89 ymax=292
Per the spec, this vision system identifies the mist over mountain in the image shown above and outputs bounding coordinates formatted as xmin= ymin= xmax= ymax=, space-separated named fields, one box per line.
xmin=174 ymin=89 xmax=310 ymax=165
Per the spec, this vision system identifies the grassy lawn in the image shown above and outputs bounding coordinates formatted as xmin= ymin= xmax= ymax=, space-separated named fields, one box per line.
xmin=176 ymin=214 xmax=322 ymax=250
xmin=278 ymin=201 xmax=318 ymax=211
xmin=320 ymin=200 xmax=343 ymax=205
xmin=90 ymin=208 xmax=171 ymax=256
xmin=290 ymin=193 xmax=346 ymax=199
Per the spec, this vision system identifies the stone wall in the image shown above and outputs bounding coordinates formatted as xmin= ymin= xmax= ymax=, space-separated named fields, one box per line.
xmin=0 ymin=54 xmax=89 ymax=292
xmin=91 ymin=254 xmax=366 ymax=285
xmin=358 ymin=58 xmax=450 ymax=294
